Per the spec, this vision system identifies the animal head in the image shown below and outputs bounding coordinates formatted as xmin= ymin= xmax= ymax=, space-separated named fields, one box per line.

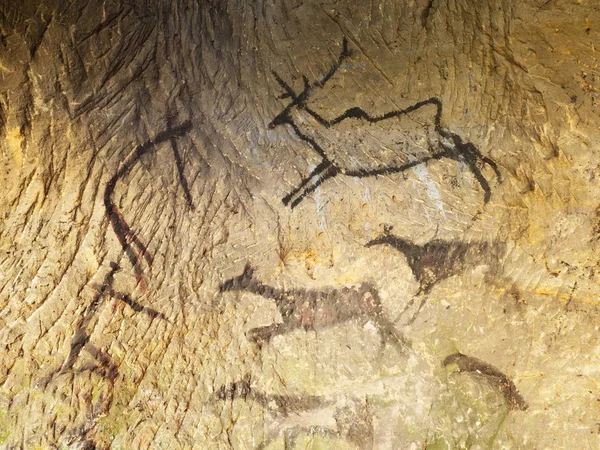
xmin=268 ymin=37 xmax=351 ymax=130
xmin=219 ymin=263 xmax=255 ymax=292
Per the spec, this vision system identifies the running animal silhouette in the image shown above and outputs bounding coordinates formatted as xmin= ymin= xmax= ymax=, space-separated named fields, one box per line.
xmin=214 ymin=376 xmax=374 ymax=449
xmin=366 ymin=230 xmax=515 ymax=325
xmin=269 ymin=38 xmax=501 ymax=208
xmin=219 ymin=264 xmax=408 ymax=350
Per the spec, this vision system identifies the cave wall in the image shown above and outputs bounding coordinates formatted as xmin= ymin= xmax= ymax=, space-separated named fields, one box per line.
xmin=1 ymin=0 xmax=600 ymax=448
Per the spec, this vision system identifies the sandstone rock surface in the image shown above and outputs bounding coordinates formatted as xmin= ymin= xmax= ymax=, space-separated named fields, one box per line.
xmin=1 ymin=1 xmax=600 ymax=448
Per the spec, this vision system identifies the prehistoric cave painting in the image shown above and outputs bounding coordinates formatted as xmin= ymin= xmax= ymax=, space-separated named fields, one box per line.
xmin=96 ymin=284 xmax=168 ymax=320
xmin=214 ymin=374 xmax=327 ymax=416
xmin=33 ymin=121 xmax=191 ymax=443
xmin=167 ymin=115 xmax=196 ymax=211
xmin=219 ymin=264 xmax=409 ymax=350
xmin=269 ymin=38 xmax=501 ymax=209
xmin=214 ymin=376 xmax=374 ymax=449
xmin=443 ymin=353 xmax=528 ymax=411
xmin=37 ymin=262 xmax=120 ymax=388
xmin=103 ymin=121 xmax=193 ymax=287
xmin=39 ymin=262 xmax=167 ymax=388
xmin=366 ymin=227 xmax=519 ymax=325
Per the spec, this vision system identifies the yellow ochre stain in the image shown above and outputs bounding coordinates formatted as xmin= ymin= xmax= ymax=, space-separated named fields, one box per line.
xmin=6 ymin=127 xmax=24 ymax=167
xmin=534 ymin=288 xmax=600 ymax=306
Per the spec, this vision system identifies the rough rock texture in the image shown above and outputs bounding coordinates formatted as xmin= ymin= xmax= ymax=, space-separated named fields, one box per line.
xmin=1 ymin=0 xmax=600 ymax=448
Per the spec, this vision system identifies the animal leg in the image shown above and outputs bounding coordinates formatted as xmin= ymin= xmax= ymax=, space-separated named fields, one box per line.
xmin=373 ymin=314 xmax=411 ymax=353
xmin=460 ymin=142 xmax=502 ymax=204
xmin=404 ymin=293 xmax=429 ymax=326
xmin=256 ymin=426 xmax=337 ymax=450
xmin=282 ymin=160 xmax=330 ymax=205
xmin=392 ymin=294 xmax=419 ymax=324
xmin=255 ymin=429 xmax=280 ymax=450
xmin=283 ymin=428 xmax=300 ymax=450
xmin=256 ymin=429 xmax=298 ymax=450
xmin=247 ymin=322 xmax=292 ymax=347
xmin=463 ymin=152 xmax=493 ymax=204
xmin=460 ymin=140 xmax=502 ymax=182
xmin=282 ymin=161 xmax=339 ymax=209
xmin=394 ymin=284 xmax=432 ymax=326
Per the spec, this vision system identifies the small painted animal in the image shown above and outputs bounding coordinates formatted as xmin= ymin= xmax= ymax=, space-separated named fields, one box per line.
xmin=219 ymin=264 xmax=408 ymax=350
xmin=366 ymin=230 xmax=515 ymax=325
xmin=443 ymin=352 xmax=528 ymax=411
xmin=214 ymin=374 xmax=327 ymax=417
xmin=269 ymin=38 xmax=501 ymax=208
xmin=214 ymin=376 xmax=374 ymax=450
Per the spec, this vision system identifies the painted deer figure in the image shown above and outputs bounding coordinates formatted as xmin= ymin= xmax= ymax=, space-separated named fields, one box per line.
xmin=269 ymin=38 xmax=502 ymax=208
xmin=366 ymin=229 xmax=518 ymax=326
xmin=219 ymin=264 xmax=409 ymax=351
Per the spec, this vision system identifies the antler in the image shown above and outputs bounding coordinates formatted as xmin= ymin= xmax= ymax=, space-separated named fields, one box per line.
xmin=317 ymin=37 xmax=350 ymax=88
xmin=271 ymin=70 xmax=299 ymax=100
